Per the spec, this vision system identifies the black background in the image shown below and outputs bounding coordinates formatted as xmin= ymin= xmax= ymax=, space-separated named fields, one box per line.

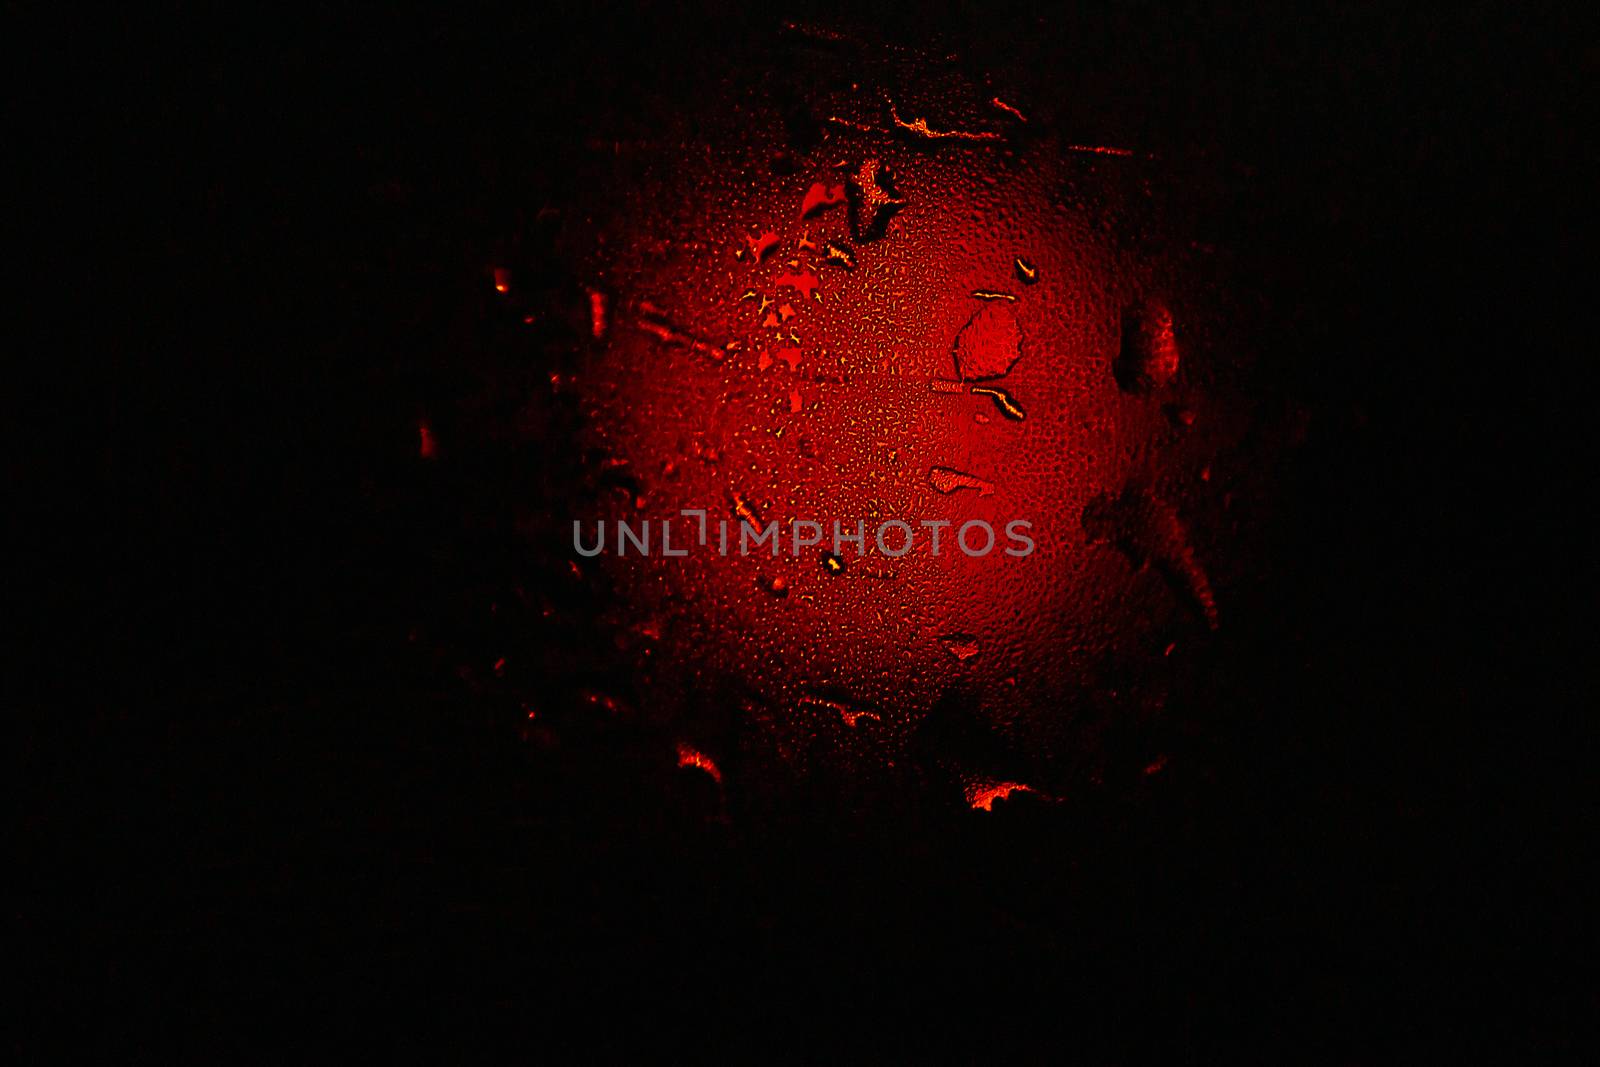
xmin=22 ymin=2 xmax=1595 ymax=1058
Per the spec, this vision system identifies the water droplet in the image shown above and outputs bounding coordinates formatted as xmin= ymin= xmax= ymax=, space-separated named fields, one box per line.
xmin=776 ymin=270 xmax=820 ymax=302
xmin=888 ymin=99 xmax=1004 ymax=142
xmin=964 ymin=778 xmax=1035 ymax=811
xmin=800 ymin=181 xmax=847 ymax=218
xmin=952 ymin=303 xmax=1023 ymax=381
xmin=745 ymin=230 xmax=780 ymax=262
xmin=940 ymin=633 xmax=981 ymax=660
xmin=581 ymin=689 xmax=626 ymax=716
xmin=847 ymin=158 xmax=903 ymax=241
xmin=675 ymin=741 xmax=723 ymax=784
xmin=929 ymin=466 xmax=996 ymax=496
xmin=731 ymin=489 xmax=764 ymax=529
xmin=492 ymin=267 xmax=511 ymax=293
xmin=1082 ymin=487 xmax=1217 ymax=629
xmin=823 ymin=241 xmax=856 ymax=270
xmin=631 ymin=303 xmax=730 ymax=361
xmin=1164 ymin=404 xmax=1196 ymax=427
xmin=1116 ymin=300 xmax=1180 ymax=393
xmin=971 ymin=385 xmax=1026 ymax=420
xmin=799 ymin=691 xmax=879 ymax=727
xmin=991 ymin=96 xmax=1027 ymax=122
xmin=762 ymin=575 xmax=790 ymax=597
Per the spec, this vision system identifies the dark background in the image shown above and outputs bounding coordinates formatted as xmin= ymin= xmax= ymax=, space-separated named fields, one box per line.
xmin=22 ymin=2 xmax=1595 ymax=1058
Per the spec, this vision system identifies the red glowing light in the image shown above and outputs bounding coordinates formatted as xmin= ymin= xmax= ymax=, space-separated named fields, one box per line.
xmin=555 ymin=55 xmax=1260 ymax=802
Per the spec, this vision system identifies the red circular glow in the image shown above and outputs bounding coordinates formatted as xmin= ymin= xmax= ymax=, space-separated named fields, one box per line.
xmin=548 ymin=64 xmax=1269 ymax=802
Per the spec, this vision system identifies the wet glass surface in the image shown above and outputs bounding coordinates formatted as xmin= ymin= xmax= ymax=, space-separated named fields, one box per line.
xmin=45 ymin=5 xmax=1589 ymax=1056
